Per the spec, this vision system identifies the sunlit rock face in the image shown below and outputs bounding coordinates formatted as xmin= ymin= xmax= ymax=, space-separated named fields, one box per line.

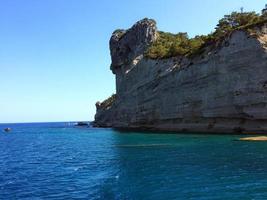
xmin=95 ymin=19 xmax=267 ymax=134
xmin=110 ymin=18 xmax=157 ymax=74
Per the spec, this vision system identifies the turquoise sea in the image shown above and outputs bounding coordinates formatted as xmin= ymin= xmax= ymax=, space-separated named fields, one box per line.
xmin=0 ymin=122 xmax=267 ymax=199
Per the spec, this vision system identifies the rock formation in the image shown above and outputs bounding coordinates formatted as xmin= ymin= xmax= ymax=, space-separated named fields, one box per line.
xmin=94 ymin=18 xmax=267 ymax=134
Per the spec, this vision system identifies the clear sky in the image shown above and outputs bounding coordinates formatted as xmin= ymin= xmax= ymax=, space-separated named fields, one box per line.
xmin=0 ymin=0 xmax=266 ymax=123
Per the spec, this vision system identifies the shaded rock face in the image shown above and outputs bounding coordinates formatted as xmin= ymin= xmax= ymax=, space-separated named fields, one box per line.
xmin=95 ymin=20 xmax=267 ymax=134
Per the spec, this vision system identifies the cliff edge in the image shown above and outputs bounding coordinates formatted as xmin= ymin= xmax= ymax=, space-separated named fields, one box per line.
xmin=94 ymin=17 xmax=267 ymax=134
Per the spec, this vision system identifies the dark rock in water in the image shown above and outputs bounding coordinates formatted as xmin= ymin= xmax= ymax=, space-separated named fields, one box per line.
xmin=4 ymin=128 xmax=11 ymax=132
xmin=75 ymin=122 xmax=89 ymax=127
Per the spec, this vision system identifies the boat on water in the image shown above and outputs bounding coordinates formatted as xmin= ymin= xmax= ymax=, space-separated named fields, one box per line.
xmin=75 ymin=122 xmax=90 ymax=127
xmin=3 ymin=128 xmax=11 ymax=132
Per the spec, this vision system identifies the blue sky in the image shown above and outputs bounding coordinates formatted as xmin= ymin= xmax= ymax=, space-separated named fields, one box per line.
xmin=0 ymin=0 xmax=266 ymax=123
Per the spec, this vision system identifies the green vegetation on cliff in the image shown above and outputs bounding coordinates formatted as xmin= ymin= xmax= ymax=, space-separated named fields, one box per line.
xmin=145 ymin=32 xmax=208 ymax=59
xmin=145 ymin=11 xmax=267 ymax=59
xmin=96 ymin=94 xmax=116 ymax=110
xmin=113 ymin=29 xmax=126 ymax=40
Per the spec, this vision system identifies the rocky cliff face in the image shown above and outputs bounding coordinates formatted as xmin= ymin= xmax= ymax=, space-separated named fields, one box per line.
xmin=94 ymin=18 xmax=267 ymax=134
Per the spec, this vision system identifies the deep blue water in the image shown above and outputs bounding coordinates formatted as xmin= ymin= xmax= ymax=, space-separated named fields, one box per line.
xmin=0 ymin=123 xmax=267 ymax=199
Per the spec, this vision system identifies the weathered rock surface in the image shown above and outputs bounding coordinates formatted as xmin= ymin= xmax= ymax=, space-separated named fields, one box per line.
xmin=94 ymin=18 xmax=267 ymax=134
xmin=110 ymin=18 xmax=157 ymax=74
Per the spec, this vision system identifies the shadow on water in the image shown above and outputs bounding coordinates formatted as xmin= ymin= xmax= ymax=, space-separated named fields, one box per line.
xmin=113 ymin=127 xmax=267 ymax=136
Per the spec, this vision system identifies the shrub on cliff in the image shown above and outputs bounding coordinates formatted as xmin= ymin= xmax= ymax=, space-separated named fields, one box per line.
xmin=145 ymin=32 xmax=205 ymax=59
xmin=113 ymin=29 xmax=126 ymax=40
xmin=145 ymin=32 xmax=208 ymax=59
xmin=145 ymin=11 xmax=267 ymax=59
xmin=214 ymin=12 xmax=262 ymax=37
xmin=96 ymin=94 xmax=117 ymax=110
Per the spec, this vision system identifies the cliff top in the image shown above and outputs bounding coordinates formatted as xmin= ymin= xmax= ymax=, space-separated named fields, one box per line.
xmin=109 ymin=18 xmax=157 ymax=73
xmin=109 ymin=11 xmax=267 ymax=72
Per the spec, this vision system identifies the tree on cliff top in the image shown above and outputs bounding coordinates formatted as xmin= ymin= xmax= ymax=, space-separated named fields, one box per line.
xmin=145 ymin=11 xmax=266 ymax=59
xmin=214 ymin=12 xmax=262 ymax=37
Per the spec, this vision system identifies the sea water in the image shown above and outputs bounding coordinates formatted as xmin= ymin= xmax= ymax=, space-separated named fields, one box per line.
xmin=0 ymin=123 xmax=267 ymax=199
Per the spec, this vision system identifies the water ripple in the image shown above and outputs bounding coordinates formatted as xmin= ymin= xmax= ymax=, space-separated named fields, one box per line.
xmin=1 ymin=123 xmax=267 ymax=199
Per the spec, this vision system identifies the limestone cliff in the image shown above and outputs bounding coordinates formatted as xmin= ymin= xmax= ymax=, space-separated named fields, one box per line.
xmin=94 ymin=18 xmax=267 ymax=134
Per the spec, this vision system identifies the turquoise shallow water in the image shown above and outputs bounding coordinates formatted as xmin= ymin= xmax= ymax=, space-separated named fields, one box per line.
xmin=0 ymin=123 xmax=267 ymax=199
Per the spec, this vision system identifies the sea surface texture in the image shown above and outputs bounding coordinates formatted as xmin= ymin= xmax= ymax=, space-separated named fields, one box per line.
xmin=0 ymin=123 xmax=267 ymax=199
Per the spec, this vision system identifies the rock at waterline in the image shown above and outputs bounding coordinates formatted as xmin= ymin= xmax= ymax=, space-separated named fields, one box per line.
xmin=239 ymin=136 xmax=267 ymax=141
